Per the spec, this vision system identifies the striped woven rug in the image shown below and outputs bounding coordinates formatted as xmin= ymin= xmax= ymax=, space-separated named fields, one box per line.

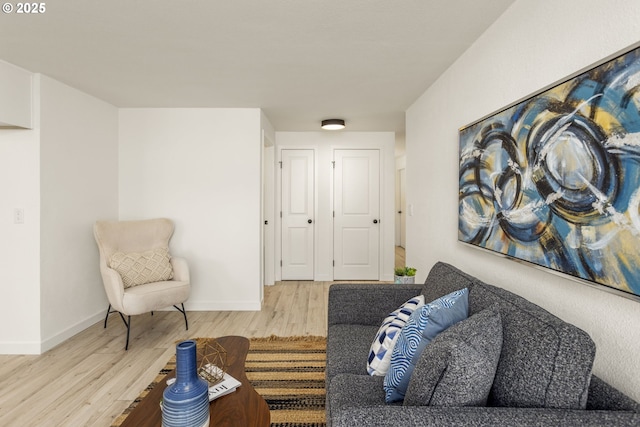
xmin=112 ymin=336 xmax=326 ymax=427
xmin=247 ymin=336 xmax=326 ymax=427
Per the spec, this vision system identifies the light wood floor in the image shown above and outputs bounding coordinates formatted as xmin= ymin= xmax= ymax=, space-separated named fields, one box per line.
xmin=0 ymin=247 xmax=406 ymax=426
xmin=0 ymin=281 xmax=331 ymax=427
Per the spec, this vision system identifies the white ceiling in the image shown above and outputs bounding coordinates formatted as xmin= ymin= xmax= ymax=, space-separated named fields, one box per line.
xmin=0 ymin=0 xmax=514 ymax=132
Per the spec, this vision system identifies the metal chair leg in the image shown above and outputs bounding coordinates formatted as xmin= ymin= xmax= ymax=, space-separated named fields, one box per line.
xmin=117 ymin=312 xmax=131 ymax=350
xmin=109 ymin=305 xmax=185 ymax=351
xmin=174 ymin=303 xmax=189 ymax=330
xmin=104 ymin=304 xmax=112 ymax=328
xmin=183 ymin=303 xmax=188 ymax=330
xmin=125 ymin=316 xmax=131 ymax=350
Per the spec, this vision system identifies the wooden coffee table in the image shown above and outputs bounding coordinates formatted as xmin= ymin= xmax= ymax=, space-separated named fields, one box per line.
xmin=119 ymin=336 xmax=270 ymax=427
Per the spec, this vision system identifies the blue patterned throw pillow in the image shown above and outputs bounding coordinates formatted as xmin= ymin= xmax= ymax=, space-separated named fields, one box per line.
xmin=383 ymin=288 xmax=469 ymax=403
xmin=367 ymin=295 xmax=425 ymax=376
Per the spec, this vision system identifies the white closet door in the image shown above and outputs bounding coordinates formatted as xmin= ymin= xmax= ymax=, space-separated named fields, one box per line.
xmin=281 ymin=149 xmax=314 ymax=280
xmin=334 ymin=149 xmax=380 ymax=280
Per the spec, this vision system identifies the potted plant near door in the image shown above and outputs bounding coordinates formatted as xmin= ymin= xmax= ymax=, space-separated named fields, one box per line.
xmin=394 ymin=266 xmax=417 ymax=284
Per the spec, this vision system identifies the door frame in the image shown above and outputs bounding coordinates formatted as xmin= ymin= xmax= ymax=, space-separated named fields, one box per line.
xmin=262 ymin=144 xmax=275 ymax=287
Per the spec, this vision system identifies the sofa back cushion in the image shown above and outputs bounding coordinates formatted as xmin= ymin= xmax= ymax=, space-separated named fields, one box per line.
xmin=422 ymin=262 xmax=595 ymax=410
xmin=421 ymin=261 xmax=476 ymax=303
xmin=470 ymin=281 xmax=594 ymax=409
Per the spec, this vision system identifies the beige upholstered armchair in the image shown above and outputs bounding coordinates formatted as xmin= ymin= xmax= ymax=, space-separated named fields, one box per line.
xmin=93 ymin=218 xmax=191 ymax=350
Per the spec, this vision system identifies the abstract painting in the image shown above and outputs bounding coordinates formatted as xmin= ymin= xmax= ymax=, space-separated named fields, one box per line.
xmin=459 ymin=44 xmax=640 ymax=299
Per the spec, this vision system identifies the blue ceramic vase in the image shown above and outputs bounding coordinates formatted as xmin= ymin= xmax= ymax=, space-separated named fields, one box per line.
xmin=162 ymin=340 xmax=210 ymax=427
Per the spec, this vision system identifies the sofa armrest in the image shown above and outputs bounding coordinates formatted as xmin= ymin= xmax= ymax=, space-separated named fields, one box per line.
xmin=330 ymin=406 xmax=640 ymax=427
xmin=328 ymin=283 xmax=423 ymax=327
xmin=587 ymin=375 xmax=640 ymax=412
xmin=170 ymin=256 xmax=190 ymax=283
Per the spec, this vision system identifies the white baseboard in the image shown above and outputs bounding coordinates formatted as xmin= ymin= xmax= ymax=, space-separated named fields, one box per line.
xmin=314 ymin=273 xmax=332 ymax=282
xmin=0 ymin=300 xmax=262 ymax=355
xmin=0 ymin=310 xmax=106 ymax=355
xmin=314 ymin=273 xmax=395 ymax=282
xmin=40 ymin=310 xmax=106 ymax=353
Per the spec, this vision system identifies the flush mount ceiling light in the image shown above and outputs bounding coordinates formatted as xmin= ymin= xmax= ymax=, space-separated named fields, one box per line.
xmin=321 ymin=119 xmax=346 ymax=130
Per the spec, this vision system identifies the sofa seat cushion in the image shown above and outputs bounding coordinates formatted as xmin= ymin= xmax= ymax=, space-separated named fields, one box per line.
xmin=330 ymin=405 xmax=640 ymax=427
xmin=121 ymin=279 xmax=190 ymax=315
xmin=404 ymin=308 xmax=503 ymax=407
xmin=329 ymin=374 xmax=392 ymax=413
xmin=327 ymin=324 xmax=379 ymax=381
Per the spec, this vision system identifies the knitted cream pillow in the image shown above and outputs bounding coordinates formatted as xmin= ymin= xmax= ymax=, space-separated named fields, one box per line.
xmin=110 ymin=247 xmax=174 ymax=288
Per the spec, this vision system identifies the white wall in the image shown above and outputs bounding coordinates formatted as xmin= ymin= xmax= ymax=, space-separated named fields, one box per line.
xmin=0 ymin=69 xmax=119 ymax=354
xmin=39 ymin=75 xmax=118 ymax=352
xmin=275 ymin=132 xmax=396 ymax=282
xmin=0 ymin=89 xmax=40 ymax=353
xmin=0 ymin=60 xmax=32 ymax=128
xmin=394 ymin=132 xmax=406 ymax=158
xmin=118 ymin=108 xmax=263 ymax=310
xmin=406 ymin=0 xmax=640 ymax=400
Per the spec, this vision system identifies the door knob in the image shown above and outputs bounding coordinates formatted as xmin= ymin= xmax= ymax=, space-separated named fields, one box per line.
xmin=308 ymin=219 xmax=313 ymax=224
xmin=373 ymin=219 xmax=378 ymax=224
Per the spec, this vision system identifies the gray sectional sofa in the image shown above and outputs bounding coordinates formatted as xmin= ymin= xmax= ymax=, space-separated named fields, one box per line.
xmin=326 ymin=261 xmax=640 ymax=426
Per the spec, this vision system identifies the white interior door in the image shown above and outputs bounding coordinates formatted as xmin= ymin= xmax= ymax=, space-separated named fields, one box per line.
xmin=281 ymin=149 xmax=314 ymax=280
xmin=334 ymin=149 xmax=380 ymax=280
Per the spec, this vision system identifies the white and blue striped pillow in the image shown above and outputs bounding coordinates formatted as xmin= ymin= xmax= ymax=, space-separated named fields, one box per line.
xmin=384 ymin=288 xmax=469 ymax=403
xmin=367 ymin=295 xmax=425 ymax=376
